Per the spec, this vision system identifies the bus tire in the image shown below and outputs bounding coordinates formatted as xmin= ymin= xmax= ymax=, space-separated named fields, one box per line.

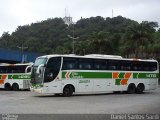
xmin=63 ymin=85 xmax=74 ymax=97
xmin=55 ymin=94 xmax=61 ymax=96
xmin=113 ymin=91 xmax=121 ymax=94
xmin=4 ymin=83 xmax=12 ymax=91
xmin=127 ymin=83 xmax=136 ymax=94
xmin=136 ymin=83 xmax=145 ymax=94
xmin=12 ymin=83 xmax=19 ymax=91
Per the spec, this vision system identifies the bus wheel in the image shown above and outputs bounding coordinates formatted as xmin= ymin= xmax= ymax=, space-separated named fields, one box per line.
xmin=127 ymin=83 xmax=136 ymax=94
xmin=4 ymin=83 xmax=12 ymax=91
xmin=12 ymin=83 xmax=19 ymax=91
xmin=136 ymin=83 xmax=145 ymax=94
xmin=63 ymin=85 xmax=74 ymax=97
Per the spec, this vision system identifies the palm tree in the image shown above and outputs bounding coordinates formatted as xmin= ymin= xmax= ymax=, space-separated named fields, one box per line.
xmin=87 ymin=31 xmax=113 ymax=54
xmin=123 ymin=21 xmax=156 ymax=58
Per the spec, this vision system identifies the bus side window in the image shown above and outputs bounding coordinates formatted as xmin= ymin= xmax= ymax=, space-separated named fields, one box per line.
xmin=11 ymin=66 xmax=15 ymax=73
xmin=14 ymin=66 xmax=19 ymax=73
xmin=108 ymin=60 xmax=120 ymax=70
xmin=0 ymin=66 xmax=4 ymax=73
xmin=78 ymin=58 xmax=93 ymax=70
xmin=120 ymin=61 xmax=131 ymax=71
xmin=94 ymin=59 xmax=107 ymax=70
xmin=1 ymin=66 xmax=7 ymax=73
xmin=142 ymin=62 xmax=150 ymax=71
xmin=10 ymin=66 xmax=18 ymax=73
xmin=62 ymin=57 xmax=77 ymax=70
xmin=17 ymin=66 xmax=22 ymax=73
xmin=150 ymin=62 xmax=157 ymax=71
xmin=132 ymin=62 xmax=142 ymax=71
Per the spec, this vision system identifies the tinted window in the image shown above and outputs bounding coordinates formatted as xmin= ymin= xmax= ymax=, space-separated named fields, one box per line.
xmin=0 ymin=65 xmax=27 ymax=73
xmin=62 ymin=57 xmax=77 ymax=70
xmin=94 ymin=59 xmax=107 ymax=70
xmin=132 ymin=61 xmax=142 ymax=71
xmin=78 ymin=58 xmax=93 ymax=70
xmin=120 ymin=61 xmax=131 ymax=71
xmin=0 ymin=66 xmax=7 ymax=73
xmin=142 ymin=62 xmax=150 ymax=71
xmin=150 ymin=62 xmax=157 ymax=71
xmin=132 ymin=61 xmax=157 ymax=71
xmin=108 ymin=60 xmax=120 ymax=70
xmin=142 ymin=62 xmax=157 ymax=71
xmin=44 ymin=57 xmax=61 ymax=83
xmin=16 ymin=66 xmax=27 ymax=73
xmin=59 ymin=57 xmax=158 ymax=72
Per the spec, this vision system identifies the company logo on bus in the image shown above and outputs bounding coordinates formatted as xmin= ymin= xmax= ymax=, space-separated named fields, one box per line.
xmin=65 ymin=72 xmax=83 ymax=79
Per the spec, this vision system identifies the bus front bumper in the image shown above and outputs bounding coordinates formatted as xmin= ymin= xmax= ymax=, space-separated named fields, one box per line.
xmin=30 ymin=87 xmax=43 ymax=93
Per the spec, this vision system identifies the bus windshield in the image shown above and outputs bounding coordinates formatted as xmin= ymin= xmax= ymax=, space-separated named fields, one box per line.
xmin=34 ymin=58 xmax=47 ymax=66
xmin=31 ymin=58 xmax=47 ymax=85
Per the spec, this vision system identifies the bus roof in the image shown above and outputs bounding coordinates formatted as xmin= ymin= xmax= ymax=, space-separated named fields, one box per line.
xmin=36 ymin=54 xmax=158 ymax=63
xmin=0 ymin=62 xmax=33 ymax=66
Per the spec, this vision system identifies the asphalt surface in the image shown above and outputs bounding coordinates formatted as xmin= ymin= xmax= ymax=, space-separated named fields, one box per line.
xmin=0 ymin=87 xmax=160 ymax=114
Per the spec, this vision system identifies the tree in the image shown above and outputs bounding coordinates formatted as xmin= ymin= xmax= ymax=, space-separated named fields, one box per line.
xmin=122 ymin=21 xmax=157 ymax=58
xmin=87 ymin=31 xmax=113 ymax=54
xmin=0 ymin=16 xmax=158 ymax=59
xmin=149 ymin=31 xmax=160 ymax=60
xmin=0 ymin=32 xmax=11 ymax=48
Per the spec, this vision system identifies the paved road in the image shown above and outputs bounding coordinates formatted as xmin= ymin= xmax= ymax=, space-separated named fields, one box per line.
xmin=0 ymin=87 xmax=160 ymax=114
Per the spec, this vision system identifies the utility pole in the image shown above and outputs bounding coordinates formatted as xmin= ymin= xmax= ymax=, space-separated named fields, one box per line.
xmin=68 ymin=23 xmax=79 ymax=54
xmin=17 ymin=44 xmax=28 ymax=63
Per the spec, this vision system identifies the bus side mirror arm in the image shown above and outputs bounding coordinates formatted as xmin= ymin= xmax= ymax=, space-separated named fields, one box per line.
xmin=36 ymin=64 xmax=45 ymax=74
xmin=25 ymin=66 xmax=32 ymax=73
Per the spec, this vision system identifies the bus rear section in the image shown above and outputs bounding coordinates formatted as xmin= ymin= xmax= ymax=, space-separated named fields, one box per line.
xmin=0 ymin=63 xmax=33 ymax=91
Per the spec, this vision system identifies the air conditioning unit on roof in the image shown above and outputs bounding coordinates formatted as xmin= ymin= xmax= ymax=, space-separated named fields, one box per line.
xmin=85 ymin=54 xmax=122 ymax=59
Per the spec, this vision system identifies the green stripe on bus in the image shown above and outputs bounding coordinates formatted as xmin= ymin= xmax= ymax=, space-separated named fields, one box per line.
xmin=133 ymin=73 xmax=159 ymax=79
xmin=62 ymin=71 xmax=159 ymax=79
xmin=62 ymin=71 xmax=112 ymax=79
xmin=8 ymin=75 xmax=31 ymax=79
xmin=133 ymin=73 xmax=138 ymax=78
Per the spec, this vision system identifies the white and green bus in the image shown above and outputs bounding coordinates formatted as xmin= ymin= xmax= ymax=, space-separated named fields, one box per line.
xmin=30 ymin=54 xmax=159 ymax=96
xmin=0 ymin=63 xmax=33 ymax=91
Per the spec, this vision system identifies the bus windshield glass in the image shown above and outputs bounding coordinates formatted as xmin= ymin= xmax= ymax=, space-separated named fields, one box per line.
xmin=34 ymin=58 xmax=47 ymax=66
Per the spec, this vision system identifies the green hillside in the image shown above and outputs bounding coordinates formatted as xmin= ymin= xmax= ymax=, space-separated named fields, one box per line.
xmin=0 ymin=16 xmax=160 ymax=61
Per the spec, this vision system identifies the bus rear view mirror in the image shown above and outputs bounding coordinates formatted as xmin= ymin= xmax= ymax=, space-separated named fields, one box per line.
xmin=25 ymin=66 xmax=32 ymax=73
xmin=36 ymin=64 xmax=45 ymax=75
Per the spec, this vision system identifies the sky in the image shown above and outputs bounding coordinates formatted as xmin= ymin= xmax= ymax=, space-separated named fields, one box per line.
xmin=0 ymin=0 xmax=160 ymax=36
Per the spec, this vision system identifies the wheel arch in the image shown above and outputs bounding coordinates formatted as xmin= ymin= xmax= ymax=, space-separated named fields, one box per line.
xmin=4 ymin=82 xmax=12 ymax=90
xmin=136 ymin=83 xmax=145 ymax=94
xmin=4 ymin=82 xmax=11 ymax=87
xmin=128 ymin=83 xmax=136 ymax=87
xmin=12 ymin=82 xmax=19 ymax=86
xmin=63 ymin=84 xmax=75 ymax=92
xmin=137 ymin=83 xmax=145 ymax=88
xmin=127 ymin=83 xmax=136 ymax=94
xmin=12 ymin=82 xmax=20 ymax=91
